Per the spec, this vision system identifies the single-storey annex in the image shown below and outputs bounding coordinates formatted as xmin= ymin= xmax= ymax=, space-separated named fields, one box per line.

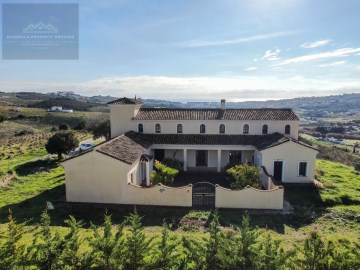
xmin=62 ymin=98 xmax=318 ymax=209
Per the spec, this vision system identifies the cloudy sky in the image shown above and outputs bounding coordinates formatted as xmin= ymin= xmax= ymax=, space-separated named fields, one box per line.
xmin=1 ymin=0 xmax=360 ymax=101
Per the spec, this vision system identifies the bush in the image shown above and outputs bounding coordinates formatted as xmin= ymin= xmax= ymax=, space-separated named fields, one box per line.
xmin=227 ymin=164 xmax=260 ymax=190
xmin=354 ymin=163 xmax=360 ymax=171
xmin=58 ymin=123 xmax=70 ymax=130
xmin=150 ymin=160 xmax=179 ymax=185
xmin=162 ymin=158 xmax=183 ymax=171
xmin=0 ymin=113 xmax=7 ymax=122
xmin=50 ymin=126 xmax=58 ymax=132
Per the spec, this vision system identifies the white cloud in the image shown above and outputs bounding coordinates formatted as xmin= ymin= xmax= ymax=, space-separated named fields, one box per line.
xmin=2 ymin=75 xmax=360 ymax=101
xmin=274 ymin=47 xmax=360 ymax=66
xmin=300 ymin=39 xmax=331 ymax=49
xmin=173 ymin=31 xmax=296 ymax=48
xmin=319 ymin=61 xmax=347 ymax=67
xmin=244 ymin=67 xmax=257 ymax=71
xmin=263 ymin=49 xmax=281 ymax=61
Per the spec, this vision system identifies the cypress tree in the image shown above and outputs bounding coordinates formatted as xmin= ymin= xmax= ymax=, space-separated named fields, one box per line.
xmin=59 ymin=216 xmax=86 ymax=269
xmin=89 ymin=212 xmax=125 ymax=270
xmin=0 ymin=210 xmax=28 ymax=270
xmin=147 ymin=222 xmax=179 ymax=270
xmin=123 ymin=209 xmax=152 ymax=270
xmin=30 ymin=210 xmax=65 ymax=270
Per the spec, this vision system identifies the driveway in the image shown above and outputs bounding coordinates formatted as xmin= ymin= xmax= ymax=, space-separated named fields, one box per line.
xmin=67 ymin=137 xmax=106 ymax=157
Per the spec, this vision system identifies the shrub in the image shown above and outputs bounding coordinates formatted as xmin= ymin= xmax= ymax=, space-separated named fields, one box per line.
xmin=14 ymin=129 xmax=34 ymax=136
xmin=150 ymin=160 xmax=179 ymax=185
xmin=50 ymin=126 xmax=58 ymax=132
xmin=162 ymin=157 xmax=183 ymax=171
xmin=58 ymin=123 xmax=70 ymax=130
xmin=354 ymin=163 xmax=360 ymax=171
xmin=226 ymin=164 xmax=260 ymax=190
xmin=0 ymin=113 xmax=7 ymax=122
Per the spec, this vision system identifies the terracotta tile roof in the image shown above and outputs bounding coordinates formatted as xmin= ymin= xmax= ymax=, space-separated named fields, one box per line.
xmin=62 ymin=131 xmax=317 ymax=164
xmin=134 ymin=108 xmax=299 ymax=121
xmin=107 ymin=97 xmax=143 ymax=105
xmin=151 ymin=132 xmax=288 ymax=150
xmin=95 ymin=131 xmax=153 ymax=164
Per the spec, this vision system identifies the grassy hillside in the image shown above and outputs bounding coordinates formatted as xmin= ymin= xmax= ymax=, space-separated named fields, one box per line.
xmin=31 ymin=97 xmax=102 ymax=111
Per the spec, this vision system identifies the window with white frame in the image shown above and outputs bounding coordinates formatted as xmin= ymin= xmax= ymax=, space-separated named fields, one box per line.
xmin=155 ymin=123 xmax=161 ymax=133
xmin=298 ymin=161 xmax=308 ymax=177
xmin=138 ymin=123 xmax=143 ymax=133
xmin=200 ymin=124 xmax=206 ymax=134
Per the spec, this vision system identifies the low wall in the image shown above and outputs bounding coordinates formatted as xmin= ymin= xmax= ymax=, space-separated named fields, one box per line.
xmin=124 ymin=183 xmax=193 ymax=207
xmin=215 ymin=185 xmax=284 ymax=209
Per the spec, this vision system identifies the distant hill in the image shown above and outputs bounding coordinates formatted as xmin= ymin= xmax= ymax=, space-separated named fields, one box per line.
xmin=31 ymin=98 xmax=101 ymax=111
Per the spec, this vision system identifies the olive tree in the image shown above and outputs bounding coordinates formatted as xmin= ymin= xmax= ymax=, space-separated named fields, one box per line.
xmin=45 ymin=131 xmax=79 ymax=160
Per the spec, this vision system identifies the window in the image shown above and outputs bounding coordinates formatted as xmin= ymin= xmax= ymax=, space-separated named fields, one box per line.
xmin=200 ymin=124 xmax=206 ymax=134
xmin=285 ymin=124 xmax=291 ymax=135
xmin=262 ymin=124 xmax=268 ymax=134
xmin=138 ymin=123 xmax=143 ymax=133
xmin=298 ymin=162 xmax=308 ymax=177
xmin=219 ymin=124 xmax=225 ymax=134
xmin=177 ymin=124 xmax=183 ymax=134
xmin=155 ymin=123 xmax=161 ymax=133
xmin=243 ymin=124 xmax=249 ymax=134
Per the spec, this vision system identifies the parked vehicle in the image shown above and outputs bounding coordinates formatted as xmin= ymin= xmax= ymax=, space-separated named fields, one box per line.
xmin=79 ymin=142 xmax=94 ymax=151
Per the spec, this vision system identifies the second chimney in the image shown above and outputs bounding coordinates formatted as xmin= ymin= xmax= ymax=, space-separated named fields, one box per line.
xmin=221 ymin=99 xmax=226 ymax=110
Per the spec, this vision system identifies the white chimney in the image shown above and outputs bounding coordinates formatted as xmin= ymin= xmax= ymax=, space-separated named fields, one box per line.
xmin=221 ymin=99 xmax=225 ymax=110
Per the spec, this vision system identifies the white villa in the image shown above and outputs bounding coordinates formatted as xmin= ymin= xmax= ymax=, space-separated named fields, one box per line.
xmin=63 ymin=97 xmax=318 ymax=209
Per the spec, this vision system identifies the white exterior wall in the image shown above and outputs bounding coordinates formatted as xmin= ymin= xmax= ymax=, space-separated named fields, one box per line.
xmin=109 ymin=104 xmax=142 ymax=138
xmin=132 ymin=120 xmax=299 ymax=139
xmin=63 ymin=150 xmax=192 ymax=207
xmin=215 ymin=186 xmax=284 ymax=209
xmin=261 ymin=141 xmax=318 ymax=183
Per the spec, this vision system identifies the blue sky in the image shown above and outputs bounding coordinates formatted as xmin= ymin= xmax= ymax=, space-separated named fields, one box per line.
xmin=1 ymin=0 xmax=360 ymax=101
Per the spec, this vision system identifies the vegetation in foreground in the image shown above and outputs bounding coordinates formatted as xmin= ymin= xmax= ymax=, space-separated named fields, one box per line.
xmin=1 ymin=210 xmax=359 ymax=270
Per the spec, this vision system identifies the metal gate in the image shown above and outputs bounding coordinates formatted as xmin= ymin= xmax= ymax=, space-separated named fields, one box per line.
xmin=192 ymin=182 xmax=216 ymax=208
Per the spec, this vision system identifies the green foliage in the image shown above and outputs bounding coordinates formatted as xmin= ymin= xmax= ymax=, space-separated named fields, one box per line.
xmin=0 ymin=112 xmax=7 ymax=122
xmin=236 ymin=213 xmax=259 ymax=269
xmin=253 ymin=233 xmax=295 ymax=270
xmin=226 ymin=164 xmax=260 ymax=190
xmin=147 ymin=223 xmax=179 ymax=270
xmin=150 ymin=160 xmax=179 ymax=185
xmin=0 ymin=210 xmax=28 ymax=270
xmin=59 ymin=123 xmax=70 ymax=130
xmin=89 ymin=213 xmax=125 ymax=270
xmin=123 ymin=209 xmax=152 ymax=270
xmin=45 ymin=131 xmax=79 ymax=160
xmin=60 ymin=216 xmax=86 ymax=269
xmin=92 ymin=119 xmax=111 ymax=141
xmin=30 ymin=210 xmax=65 ymax=270
xmin=162 ymin=157 xmax=183 ymax=171
xmin=1 ymin=210 xmax=360 ymax=270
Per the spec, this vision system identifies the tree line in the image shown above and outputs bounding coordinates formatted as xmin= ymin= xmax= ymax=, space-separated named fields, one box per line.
xmin=0 ymin=210 xmax=359 ymax=270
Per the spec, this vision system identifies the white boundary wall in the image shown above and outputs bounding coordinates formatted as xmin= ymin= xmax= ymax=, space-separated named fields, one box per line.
xmin=215 ymin=185 xmax=284 ymax=209
xmin=124 ymin=183 xmax=193 ymax=207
